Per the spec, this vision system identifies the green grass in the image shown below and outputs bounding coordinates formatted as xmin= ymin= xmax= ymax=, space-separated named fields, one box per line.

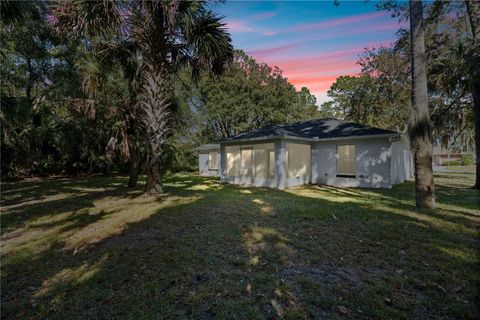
xmin=1 ymin=173 xmax=479 ymax=319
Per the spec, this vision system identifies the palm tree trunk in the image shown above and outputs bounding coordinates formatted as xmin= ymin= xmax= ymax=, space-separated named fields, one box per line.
xmin=123 ymin=105 xmax=141 ymax=188
xmin=142 ymin=64 xmax=170 ymax=195
xmin=146 ymin=156 xmax=164 ymax=193
xmin=465 ymin=0 xmax=480 ymax=189
xmin=127 ymin=135 xmax=140 ymax=187
xmin=104 ymin=135 xmax=117 ymax=176
xmin=409 ymin=0 xmax=435 ymax=208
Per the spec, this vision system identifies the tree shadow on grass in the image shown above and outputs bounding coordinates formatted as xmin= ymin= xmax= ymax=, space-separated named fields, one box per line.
xmin=1 ymin=175 xmax=132 ymax=207
xmin=1 ymin=185 xmax=144 ymax=235
xmin=307 ymin=178 xmax=479 ymax=230
xmin=1 ymin=174 xmax=479 ymax=319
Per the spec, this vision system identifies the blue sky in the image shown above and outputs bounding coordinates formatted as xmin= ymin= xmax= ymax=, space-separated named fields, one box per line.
xmin=212 ymin=1 xmax=407 ymax=104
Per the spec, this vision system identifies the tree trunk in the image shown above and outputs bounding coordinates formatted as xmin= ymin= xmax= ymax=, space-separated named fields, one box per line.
xmin=465 ymin=0 xmax=480 ymax=189
xmin=142 ymin=64 xmax=170 ymax=195
xmin=409 ymin=0 xmax=435 ymax=208
xmin=127 ymin=135 xmax=140 ymax=187
xmin=104 ymin=135 xmax=117 ymax=177
xmin=123 ymin=104 xmax=140 ymax=188
xmin=139 ymin=3 xmax=172 ymax=195
xmin=472 ymin=82 xmax=480 ymax=189
xmin=145 ymin=155 xmax=164 ymax=194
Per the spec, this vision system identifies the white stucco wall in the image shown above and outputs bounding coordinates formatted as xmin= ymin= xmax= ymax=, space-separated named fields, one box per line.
xmin=311 ymin=137 xmax=393 ymax=188
xmin=198 ymin=149 xmax=220 ymax=176
xmin=218 ymin=135 xmax=410 ymax=189
xmin=390 ymin=136 xmax=413 ymax=184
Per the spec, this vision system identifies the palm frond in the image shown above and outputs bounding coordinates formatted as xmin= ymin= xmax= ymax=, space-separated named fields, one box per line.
xmin=0 ymin=0 xmax=43 ymax=26
xmin=50 ymin=0 xmax=123 ymax=39
xmin=180 ymin=10 xmax=233 ymax=78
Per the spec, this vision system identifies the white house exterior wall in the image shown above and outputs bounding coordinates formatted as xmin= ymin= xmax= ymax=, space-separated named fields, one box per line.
xmin=198 ymin=148 xmax=220 ymax=176
xmin=311 ymin=137 xmax=393 ymax=188
xmin=390 ymin=137 xmax=413 ymax=185
xmin=214 ymin=135 xmax=411 ymax=189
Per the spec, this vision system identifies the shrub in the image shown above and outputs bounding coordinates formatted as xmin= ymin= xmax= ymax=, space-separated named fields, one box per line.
xmin=461 ymin=154 xmax=474 ymax=166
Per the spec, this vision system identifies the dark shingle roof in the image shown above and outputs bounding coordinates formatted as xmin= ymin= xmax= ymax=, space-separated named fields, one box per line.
xmin=222 ymin=118 xmax=398 ymax=142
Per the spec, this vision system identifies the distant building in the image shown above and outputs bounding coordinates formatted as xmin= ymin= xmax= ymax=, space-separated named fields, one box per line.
xmin=432 ymin=146 xmax=474 ymax=166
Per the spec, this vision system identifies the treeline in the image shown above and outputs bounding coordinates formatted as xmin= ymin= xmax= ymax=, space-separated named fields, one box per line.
xmin=1 ymin=1 xmax=320 ymax=187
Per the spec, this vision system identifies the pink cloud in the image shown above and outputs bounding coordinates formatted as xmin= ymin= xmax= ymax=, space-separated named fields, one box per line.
xmin=285 ymin=60 xmax=359 ymax=77
xmin=352 ymin=21 xmax=406 ymax=34
xmin=253 ymin=12 xmax=402 ymax=42
xmin=274 ymin=57 xmax=359 ymax=92
xmin=247 ymin=43 xmax=301 ymax=57
xmin=267 ymin=21 xmax=400 ymax=45
xmin=248 ymin=38 xmax=388 ymax=68
xmin=250 ymin=46 xmax=361 ymax=69
xmin=226 ymin=20 xmax=254 ymax=32
xmin=289 ymin=11 xmax=386 ymax=32
xmin=252 ymin=41 xmax=387 ymax=67
xmin=262 ymin=30 xmax=277 ymax=37
xmin=252 ymin=11 xmax=276 ymax=20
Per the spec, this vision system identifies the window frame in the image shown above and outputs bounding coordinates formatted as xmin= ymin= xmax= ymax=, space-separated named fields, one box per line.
xmin=336 ymin=144 xmax=356 ymax=177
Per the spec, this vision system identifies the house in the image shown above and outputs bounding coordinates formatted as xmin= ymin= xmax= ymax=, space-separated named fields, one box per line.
xmin=432 ymin=145 xmax=474 ymax=166
xmin=197 ymin=118 xmax=412 ymax=189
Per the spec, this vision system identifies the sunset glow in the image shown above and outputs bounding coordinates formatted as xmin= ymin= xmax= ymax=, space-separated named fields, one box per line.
xmin=216 ymin=1 xmax=406 ymax=103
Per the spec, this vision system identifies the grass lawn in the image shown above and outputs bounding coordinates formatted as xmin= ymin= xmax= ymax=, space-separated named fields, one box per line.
xmin=445 ymin=165 xmax=476 ymax=172
xmin=1 ymin=172 xmax=479 ymax=319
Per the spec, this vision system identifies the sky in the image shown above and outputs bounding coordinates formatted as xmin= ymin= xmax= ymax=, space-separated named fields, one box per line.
xmin=212 ymin=1 xmax=407 ymax=104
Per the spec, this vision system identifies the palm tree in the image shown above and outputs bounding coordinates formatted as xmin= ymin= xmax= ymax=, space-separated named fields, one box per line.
xmin=409 ymin=0 xmax=435 ymax=208
xmin=94 ymin=40 xmax=144 ymax=187
xmin=464 ymin=1 xmax=480 ymax=189
xmin=52 ymin=1 xmax=233 ymax=194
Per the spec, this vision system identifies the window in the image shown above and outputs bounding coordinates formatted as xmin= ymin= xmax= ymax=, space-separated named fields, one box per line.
xmin=209 ymin=152 xmax=219 ymax=170
xmin=241 ymin=147 xmax=253 ymax=177
xmin=226 ymin=143 xmax=274 ymax=179
xmin=252 ymin=143 xmax=274 ymax=179
xmin=226 ymin=146 xmax=240 ymax=176
xmin=337 ymin=145 xmax=355 ymax=176
xmin=286 ymin=143 xmax=310 ymax=178
xmin=268 ymin=150 xmax=275 ymax=178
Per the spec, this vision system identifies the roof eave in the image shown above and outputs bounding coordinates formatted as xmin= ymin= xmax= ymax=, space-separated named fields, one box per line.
xmin=217 ymin=135 xmax=285 ymax=144
xmin=219 ymin=132 xmax=399 ymax=144
xmin=311 ymin=132 xmax=400 ymax=142
xmin=195 ymin=144 xmax=220 ymax=151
